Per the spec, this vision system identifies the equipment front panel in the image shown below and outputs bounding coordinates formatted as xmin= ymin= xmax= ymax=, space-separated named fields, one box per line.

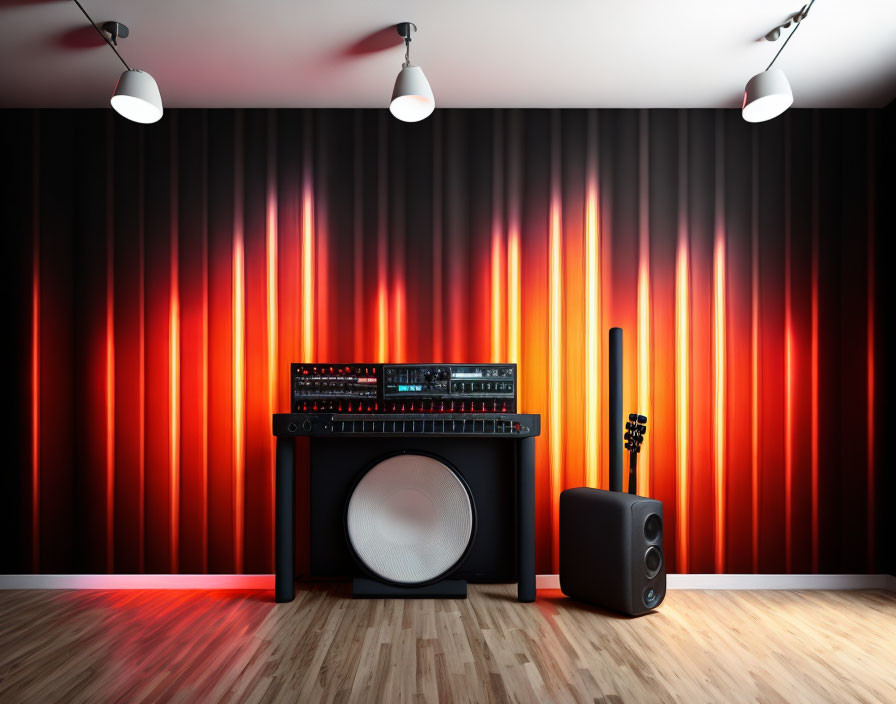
xmin=290 ymin=363 xmax=517 ymax=413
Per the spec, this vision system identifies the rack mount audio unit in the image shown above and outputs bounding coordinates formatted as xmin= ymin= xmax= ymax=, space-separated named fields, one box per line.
xmin=290 ymin=363 xmax=517 ymax=414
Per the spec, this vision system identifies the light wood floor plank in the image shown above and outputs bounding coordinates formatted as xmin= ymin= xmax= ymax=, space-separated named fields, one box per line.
xmin=0 ymin=584 xmax=893 ymax=703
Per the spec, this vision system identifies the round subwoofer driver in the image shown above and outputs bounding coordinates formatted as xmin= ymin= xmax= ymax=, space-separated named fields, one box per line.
xmin=346 ymin=453 xmax=475 ymax=585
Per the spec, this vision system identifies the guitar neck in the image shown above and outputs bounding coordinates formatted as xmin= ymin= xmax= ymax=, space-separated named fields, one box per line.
xmin=628 ymin=449 xmax=638 ymax=494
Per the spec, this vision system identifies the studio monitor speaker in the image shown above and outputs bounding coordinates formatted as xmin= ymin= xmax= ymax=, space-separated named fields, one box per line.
xmin=559 ymin=488 xmax=665 ymax=616
xmin=345 ymin=452 xmax=476 ymax=586
xmin=309 ymin=436 xmax=517 ymax=584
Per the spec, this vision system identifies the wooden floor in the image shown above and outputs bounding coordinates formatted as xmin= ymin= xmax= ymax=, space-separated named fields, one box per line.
xmin=0 ymin=584 xmax=894 ymax=703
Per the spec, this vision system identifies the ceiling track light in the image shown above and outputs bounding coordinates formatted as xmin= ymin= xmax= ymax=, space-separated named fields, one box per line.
xmin=389 ymin=22 xmax=435 ymax=123
xmin=742 ymin=0 xmax=816 ymax=123
xmin=71 ymin=0 xmax=163 ymax=124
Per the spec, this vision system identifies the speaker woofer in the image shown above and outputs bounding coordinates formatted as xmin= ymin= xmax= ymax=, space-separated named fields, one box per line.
xmin=644 ymin=513 xmax=662 ymax=543
xmin=345 ymin=452 xmax=475 ymax=586
xmin=644 ymin=545 xmax=663 ymax=579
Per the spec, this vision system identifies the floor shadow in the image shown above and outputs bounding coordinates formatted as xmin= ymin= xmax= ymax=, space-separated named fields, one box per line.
xmin=536 ymin=589 xmax=660 ymax=621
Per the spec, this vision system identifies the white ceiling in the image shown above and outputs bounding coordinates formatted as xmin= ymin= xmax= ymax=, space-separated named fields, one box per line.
xmin=1 ymin=0 xmax=894 ymax=109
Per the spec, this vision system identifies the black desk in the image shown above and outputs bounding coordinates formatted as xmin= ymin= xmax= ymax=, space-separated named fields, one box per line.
xmin=272 ymin=413 xmax=540 ymax=603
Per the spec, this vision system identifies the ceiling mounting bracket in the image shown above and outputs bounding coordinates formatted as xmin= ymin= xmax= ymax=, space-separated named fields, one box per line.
xmin=395 ymin=22 xmax=417 ymax=41
xmin=101 ymin=21 xmax=129 ymax=46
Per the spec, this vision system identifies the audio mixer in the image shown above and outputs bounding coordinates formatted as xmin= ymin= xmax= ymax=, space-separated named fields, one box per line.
xmin=290 ymin=363 xmax=517 ymax=413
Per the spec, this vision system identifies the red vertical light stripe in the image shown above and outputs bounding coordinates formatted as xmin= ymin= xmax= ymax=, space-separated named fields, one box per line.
xmin=784 ymin=131 xmax=793 ymax=574
xmin=353 ymin=115 xmax=365 ymax=361
xmin=810 ymin=113 xmax=820 ymax=573
xmin=106 ymin=122 xmax=115 ymax=574
xmin=750 ymin=133 xmax=760 ymax=574
xmin=548 ymin=113 xmax=563 ymax=571
xmin=200 ymin=116 xmax=209 ymax=573
xmin=266 ymin=112 xmax=279 ymax=568
xmin=675 ymin=115 xmax=690 ymax=573
xmin=138 ymin=131 xmax=146 ymax=573
xmin=432 ymin=115 xmax=444 ymax=362
xmin=376 ymin=116 xmax=388 ymax=363
xmin=233 ymin=116 xmax=245 ymax=573
xmin=866 ymin=115 xmax=876 ymax=571
xmin=31 ymin=113 xmax=40 ymax=572
xmin=637 ymin=110 xmax=650 ymax=496
xmin=713 ymin=116 xmax=726 ymax=573
xmin=169 ymin=118 xmax=180 ymax=574
xmin=585 ymin=112 xmax=600 ymax=489
xmin=315 ymin=128 xmax=330 ymax=363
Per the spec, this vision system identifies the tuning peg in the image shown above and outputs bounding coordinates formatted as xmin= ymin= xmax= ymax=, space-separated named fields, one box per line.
xmin=637 ymin=415 xmax=647 ymax=424
xmin=628 ymin=413 xmax=638 ymax=422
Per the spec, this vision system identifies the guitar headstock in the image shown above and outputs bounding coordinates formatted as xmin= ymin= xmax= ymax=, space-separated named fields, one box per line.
xmin=624 ymin=413 xmax=648 ymax=454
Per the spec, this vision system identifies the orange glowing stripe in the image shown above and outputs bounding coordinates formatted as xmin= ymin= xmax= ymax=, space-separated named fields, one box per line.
xmin=585 ymin=134 xmax=600 ymax=489
xmin=636 ymin=111 xmax=649 ymax=496
xmin=266 ymin=119 xmax=279 ymax=564
xmin=713 ymin=233 xmax=726 ymax=574
xmin=491 ymin=228 xmax=504 ymax=363
xmin=507 ymin=232 xmax=520 ymax=367
xmin=31 ymin=127 xmax=39 ymax=571
xmin=548 ymin=128 xmax=563 ymax=570
xmin=675 ymin=238 xmax=690 ymax=573
xmin=233 ymin=121 xmax=245 ymax=573
xmin=637 ymin=266 xmax=649 ymax=493
xmin=491 ymin=117 xmax=504 ymax=364
xmin=376 ymin=286 xmax=388 ymax=363
xmin=301 ymin=181 xmax=314 ymax=362
xmin=712 ymin=117 xmax=725 ymax=574
xmin=506 ymin=114 xmax=521 ymax=388
xmin=393 ymin=279 xmax=405 ymax=363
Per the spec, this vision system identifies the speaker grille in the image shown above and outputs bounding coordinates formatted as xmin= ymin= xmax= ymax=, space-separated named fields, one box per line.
xmin=346 ymin=454 xmax=474 ymax=585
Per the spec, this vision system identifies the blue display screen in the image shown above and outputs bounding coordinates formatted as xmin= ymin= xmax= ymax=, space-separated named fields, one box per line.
xmin=397 ymin=385 xmax=423 ymax=392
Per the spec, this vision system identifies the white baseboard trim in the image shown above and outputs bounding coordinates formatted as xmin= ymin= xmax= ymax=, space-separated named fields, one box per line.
xmin=537 ymin=573 xmax=896 ymax=591
xmin=1 ymin=574 xmax=892 ymax=592
xmin=0 ymin=574 xmax=275 ymax=590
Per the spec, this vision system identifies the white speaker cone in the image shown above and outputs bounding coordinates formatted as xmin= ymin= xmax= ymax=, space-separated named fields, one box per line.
xmin=346 ymin=454 xmax=474 ymax=584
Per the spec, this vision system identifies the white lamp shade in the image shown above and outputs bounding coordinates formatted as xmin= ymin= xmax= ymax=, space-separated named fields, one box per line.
xmin=111 ymin=69 xmax=163 ymax=124
xmin=389 ymin=65 xmax=435 ymax=123
xmin=742 ymin=68 xmax=793 ymax=123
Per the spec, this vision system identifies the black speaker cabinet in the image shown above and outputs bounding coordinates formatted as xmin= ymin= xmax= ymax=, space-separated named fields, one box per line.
xmin=311 ymin=437 xmax=515 ymax=583
xmin=272 ymin=413 xmax=540 ymax=603
xmin=559 ymin=488 xmax=665 ymax=616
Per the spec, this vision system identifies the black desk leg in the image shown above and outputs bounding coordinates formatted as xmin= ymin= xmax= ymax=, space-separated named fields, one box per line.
xmin=517 ymin=436 xmax=536 ymax=602
xmin=275 ymin=436 xmax=296 ymax=603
